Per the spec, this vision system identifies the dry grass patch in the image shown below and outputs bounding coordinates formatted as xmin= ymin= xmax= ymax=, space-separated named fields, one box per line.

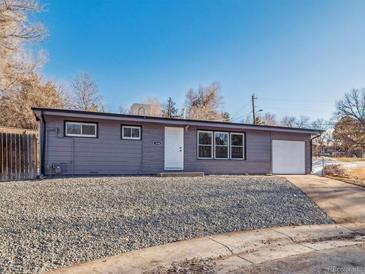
xmin=334 ymin=157 xmax=365 ymax=162
xmin=324 ymin=165 xmax=365 ymax=187
xmin=346 ymin=168 xmax=365 ymax=187
xmin=349 ymin=167 xmax=365 ymax=178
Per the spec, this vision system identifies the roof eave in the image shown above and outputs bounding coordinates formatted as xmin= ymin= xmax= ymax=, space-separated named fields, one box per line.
xmin=31 ymin=107 xmax=321 ymax=135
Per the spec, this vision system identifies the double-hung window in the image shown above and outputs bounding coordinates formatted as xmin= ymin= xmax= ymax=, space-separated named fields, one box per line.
xmin=197 ymin=131 xmax=213 ymax=159
xmin=214 ymin=132 xmax=229 ymax=159
xmin=65 ymin=122 xmax=97 ymax=138
xmin=122 ymin=125 xmax=141 ymax=140
xmin=230 ymin=133 xmax=245 ymax=159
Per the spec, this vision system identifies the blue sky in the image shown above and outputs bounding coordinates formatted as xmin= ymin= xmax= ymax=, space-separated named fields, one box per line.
xmin=36 ymin=0 xmax=365 ymax=122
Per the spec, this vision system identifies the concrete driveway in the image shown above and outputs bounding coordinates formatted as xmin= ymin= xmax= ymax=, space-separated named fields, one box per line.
xmin=283 ymin=175 xmax=365 ymax=224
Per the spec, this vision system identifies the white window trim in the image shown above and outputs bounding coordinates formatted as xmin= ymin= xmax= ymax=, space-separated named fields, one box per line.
xmin=122 ymin=125 xmax=141 ymax=140
xmin=214 ymin=131 xmax=230 ymax=159
xmin=197 ymin=130 xmax=213 ymax=159
xmin=230 ymin=133 xmax=245 ymax=160
xmin=65 ymin=122 xmax=97 ymax=138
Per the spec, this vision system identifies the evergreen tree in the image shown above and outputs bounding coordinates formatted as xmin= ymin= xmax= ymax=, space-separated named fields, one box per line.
xmin=162 ymin=97 xmax=178 ymax=118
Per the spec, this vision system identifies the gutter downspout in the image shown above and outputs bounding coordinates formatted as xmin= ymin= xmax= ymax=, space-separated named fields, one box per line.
xmin=40 ymin=111 xmax=47 ymax=177
xmin=310 ymin=133 xmax=322 ymax=174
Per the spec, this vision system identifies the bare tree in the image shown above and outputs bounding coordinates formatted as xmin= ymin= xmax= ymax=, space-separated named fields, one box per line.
xmin=294 ymin=115 xmax=310 ymax=128
xmin=280 ymin=115 xmax=310 ymax=128
xmin=71 ymin=73 xmax=104 ymax=111
xmin=333 ymin=116 xmax=365 ymax=154
xmin=162 ymin=97 xmax=179 ymax=118
xmin=185 ymin=82 xmax=225 ymax=121
xmin=242 ymin=114 xmax=253 ymax=124
xmin=310 ymin=119 xmax=334 ymax=155
xmin=281 ymin=115 xmax=296 ymax=127
xmin=0 ymin=72 xmax=66 ymax=129
xmin=0 ymin=0 xmax=68 ymax=129
xmin=0 ymin=0 xmax=46 ymax=94
xmin=337 ymin=88 xmax=365 ymax=127
xmin=257 ymin=112 xmax=277 ymax=126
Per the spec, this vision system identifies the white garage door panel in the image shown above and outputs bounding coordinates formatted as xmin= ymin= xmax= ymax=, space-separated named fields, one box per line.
xmin=272 ymin=140 xmax=305 ymax=174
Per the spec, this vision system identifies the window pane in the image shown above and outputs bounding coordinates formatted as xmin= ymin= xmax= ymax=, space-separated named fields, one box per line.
xmin=82 ymin=124 xmax=96 ymax=135
xmin=123 ymin=127 xmax=132 ymax=137
xmin=67 ymin=124 xmax=81 ymax=135
xmin=199 ymin=146 xmax=212 ymax=158
xmin=215 ymin=146 xmax=228 ymax=158
xmin=215 ymin=133 xmax=228 ymax=145
xmin=231 ymin=134 xmax=243 ymax=146
xmin=231 ymin=147 xmax=244 ymax=159
xmin=132 ymin=128 xmax=140 ymax=138
xmin=199 ymin=132 xmax=212 ymax=145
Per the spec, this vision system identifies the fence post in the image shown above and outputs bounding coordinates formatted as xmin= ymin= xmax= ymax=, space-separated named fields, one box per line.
xmin=27 ymin=135 xmax=30 ymax=179
xmin=0 ymin=134 xmax=3 ymax=181
xmin=5 ymin=133 xmax=8 ymax=180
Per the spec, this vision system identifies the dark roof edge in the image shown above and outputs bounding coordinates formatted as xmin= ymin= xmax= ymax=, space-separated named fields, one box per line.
xmin=31 ymin=107 xmax=322 ymax=134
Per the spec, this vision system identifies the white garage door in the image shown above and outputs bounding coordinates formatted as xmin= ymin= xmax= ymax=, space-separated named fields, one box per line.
xmin=272 ymin=140 xmax=305 ymax=174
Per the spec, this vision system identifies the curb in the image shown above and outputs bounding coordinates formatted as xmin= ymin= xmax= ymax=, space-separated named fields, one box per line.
xmin=49 ymin=223 xmax=365 ymax=274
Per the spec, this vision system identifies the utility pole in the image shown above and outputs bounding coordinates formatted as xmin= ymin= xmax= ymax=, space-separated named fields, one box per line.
xmin=251 ymin=94 xmax=256 ymax=125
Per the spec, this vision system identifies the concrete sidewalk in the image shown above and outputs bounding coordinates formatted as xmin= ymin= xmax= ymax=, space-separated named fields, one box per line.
xmin=50 ymin=223 xmax=365 ymax=274
xmin=283 ymin=175 xmax=365 ymax=223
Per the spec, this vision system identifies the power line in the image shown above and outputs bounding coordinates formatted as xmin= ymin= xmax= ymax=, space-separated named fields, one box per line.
xmin=258 ymin=96 xmax=332 ymax=104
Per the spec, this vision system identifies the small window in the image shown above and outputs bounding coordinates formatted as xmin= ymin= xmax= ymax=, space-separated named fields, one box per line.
xmin=122 ymin=125 xmax=141 ymax=140
xmin=230 ymin=133 xmax=245 ymax=159
xmin=197 ymin=131 xmax=213 ymax=159
xmin=65 ymin=122 xmax=97 ymax=137
xmin=214 ymin=132 xmax=229 ymax=159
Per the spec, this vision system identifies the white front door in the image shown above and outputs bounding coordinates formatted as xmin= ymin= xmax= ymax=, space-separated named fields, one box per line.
xmin=272 ymin=140 xmax=306 ymax=174
xmin=164 ymin=127 xmax=184 ymax=170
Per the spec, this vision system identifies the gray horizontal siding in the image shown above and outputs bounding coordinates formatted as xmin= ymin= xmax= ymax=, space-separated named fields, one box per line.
xmin=142 ymin=125 xmax=164 ymax=174
xmin=45 ymin=117 xmax=143 ymax=175
xmin=184 ymin=126 xmax=271 ymax=174
xmin=44 ymin=115 xmax=312 ymax=176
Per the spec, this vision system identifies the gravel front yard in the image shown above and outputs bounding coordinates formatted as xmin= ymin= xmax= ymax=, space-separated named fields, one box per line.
xmin=0 ymin=176 xmax=332 ymax=273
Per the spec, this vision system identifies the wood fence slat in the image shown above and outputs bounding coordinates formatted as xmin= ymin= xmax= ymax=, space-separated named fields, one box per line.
xmin=0 ymin=134 xmax=2 ymax=180
xmin=7 ymin=133 xmax=9 ymax=181
xmin=34 ymin=136 xmax=38 ymax=178
xmin=20 ymin=135 xmax=24 ymax=180
xmin=25 ymin=135 xmax=28 ymax=179
xmin=5 ymin=133 xmax=8 ymax=180
xmin=10 ymin=134 xmax=13 ymax=180
xmin=27 ymin=135 xmax=30 ymax=179
xmin=1 ymin=134 xmax=3 ymax=181
xmin=9 ymin=133 xmax=12 ymax=181
xmin=15 ymin=134 xmax=18 ymax=180
xmin=30 ymin=136 xmax=34 ymax=178
xmin=20 ymin=134 xmax=24 ymax=180
xmin=17 ymin=134 xmax=19 ymax=180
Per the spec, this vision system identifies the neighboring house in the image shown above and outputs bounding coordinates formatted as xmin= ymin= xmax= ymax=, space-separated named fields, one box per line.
xmin=32 ymin=108 xmax=321 ymax=176
xmin=129 ymin=103 xmax=161 ymax=116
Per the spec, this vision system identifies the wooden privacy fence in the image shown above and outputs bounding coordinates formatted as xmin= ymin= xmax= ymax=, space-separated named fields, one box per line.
xmin=0 ymin=131 xmax=38 ymax=181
